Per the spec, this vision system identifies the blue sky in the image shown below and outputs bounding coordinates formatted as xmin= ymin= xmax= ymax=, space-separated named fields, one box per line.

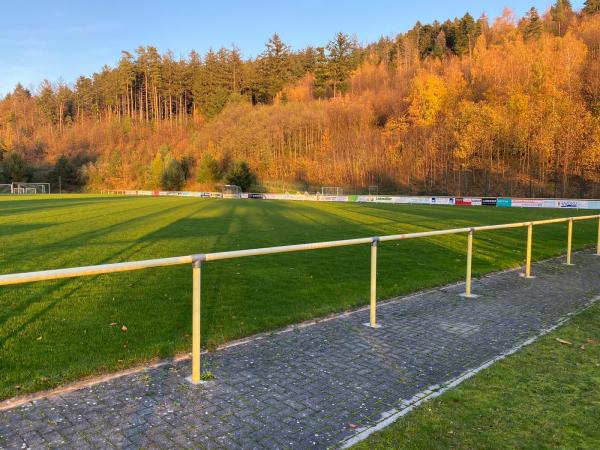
xmin=0 ymin=0 xmax=584 ymax=96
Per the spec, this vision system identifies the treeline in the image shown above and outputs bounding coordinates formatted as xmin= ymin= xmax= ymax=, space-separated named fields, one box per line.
xmin=1 ymin=0 xmax=600 ymax=197
xmin=20 ymin=32 xmax=363 ymax=129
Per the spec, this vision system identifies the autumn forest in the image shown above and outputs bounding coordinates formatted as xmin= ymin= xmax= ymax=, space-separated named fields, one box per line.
xmin=1 ymin=0 xmax=600 ymax=196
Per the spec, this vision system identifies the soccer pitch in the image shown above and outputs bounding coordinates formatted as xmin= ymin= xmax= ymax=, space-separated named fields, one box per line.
xmin=0 ymin=195 xmax=598 ymax=400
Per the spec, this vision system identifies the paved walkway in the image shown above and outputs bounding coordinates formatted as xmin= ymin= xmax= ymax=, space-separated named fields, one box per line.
xmin=1 ymin=251 xmax=600 ymax=449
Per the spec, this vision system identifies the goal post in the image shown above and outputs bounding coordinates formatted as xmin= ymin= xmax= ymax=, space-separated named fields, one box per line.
xmin=368 ymin=185 xmax=379 ymax=196
xmin=222 ymin=184 xmax=242 ymax=199
xmin=321 ymin=186 xmax=343 ymax=196
xmin=10 ymin=182 xmax=51 ymax=194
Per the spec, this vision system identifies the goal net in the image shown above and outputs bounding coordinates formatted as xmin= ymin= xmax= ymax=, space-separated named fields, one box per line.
xmin=0 ymin=184 xmax=12 ymax=194
xmin=222 ymin=184 xmax=242 ymax=198
xmin=11 ymin=182 xmax=51 ymax=194
xmin=321 ymin=186 xmax=343 ymax=196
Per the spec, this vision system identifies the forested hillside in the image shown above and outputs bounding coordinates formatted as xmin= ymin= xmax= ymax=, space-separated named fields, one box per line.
xmin=1 ymin=0 xmax=600 ymax=196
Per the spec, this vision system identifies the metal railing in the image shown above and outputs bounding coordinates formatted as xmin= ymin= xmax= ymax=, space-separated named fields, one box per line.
xmin=0 ymin=214 xmax=599 ymax=384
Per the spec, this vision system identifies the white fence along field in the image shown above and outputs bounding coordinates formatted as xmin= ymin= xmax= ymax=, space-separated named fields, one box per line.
xmin=101 ymin=189 xmax=600 ymax=210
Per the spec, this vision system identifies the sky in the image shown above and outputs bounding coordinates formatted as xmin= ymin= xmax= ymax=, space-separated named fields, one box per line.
xmin=0 ymin=0 xmax=585 ymax=96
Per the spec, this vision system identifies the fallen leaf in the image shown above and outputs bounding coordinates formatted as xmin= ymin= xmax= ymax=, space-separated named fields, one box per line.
xmin=121 ymin=325 xmax=128 ymax=332
xmin=586 ymin=338 xmax=596 ymax=344
xmin=348 ymin=423 xmax=358 ymax=429
xmin=36 ymin=336 xmax=42 ymax=341
xmin=555 ymin=338 xmax=572 ymax=345
xmin=580 ymin=345 xmax=585 ymax=350
xmin=110 ymin=322 xmax=117 ymax=326
xmin=15 ymin=385 xmax=21 ymax=390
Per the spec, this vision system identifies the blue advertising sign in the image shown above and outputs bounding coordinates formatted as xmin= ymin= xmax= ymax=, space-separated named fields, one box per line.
xmin=497 ymin=198 xmax=512 ymax=207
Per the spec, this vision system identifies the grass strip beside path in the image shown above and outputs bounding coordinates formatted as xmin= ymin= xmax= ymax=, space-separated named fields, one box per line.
xmin=354 ymin=300 xmax=600 ymax=449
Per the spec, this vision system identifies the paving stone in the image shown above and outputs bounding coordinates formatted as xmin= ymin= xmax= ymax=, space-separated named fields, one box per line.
xmin=1 ymin=251 xmax=599 ymax=449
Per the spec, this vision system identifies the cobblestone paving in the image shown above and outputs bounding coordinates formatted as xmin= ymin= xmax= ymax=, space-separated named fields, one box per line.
xmin=1 ymin=251 xmax=600 ymax=449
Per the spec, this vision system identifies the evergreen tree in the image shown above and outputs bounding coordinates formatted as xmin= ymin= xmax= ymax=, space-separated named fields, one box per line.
xmin=1 ymin=152 xmax=31 ymax=182
xmin=432 ymin=31 xmax=448 ymax=57
xmin=37 ymin=80 xmax=57 ymax=125
xmin=256 ymin=34 xmax=292 ymax=103
xmin=525 ymin=7 xmax=543 ymax=40
xmin=550 ymin=0 xmax=573 ymax=36
xmin=313 ymin=47 xmax=330 ymax=99
xmin=49 ymin=156 xmax=81 ymax=190
xmin=458 ymin=13 xmax=479 ymax=57
xmin=326 ymin=32 xmax=355 ymax=97
xmin=161 ymin=157 xmax=184 ymax=190
xmin=226 ymin=161 xmax=255 ymax=191
xmin=582 ymin=0 xmax=600 ymax=15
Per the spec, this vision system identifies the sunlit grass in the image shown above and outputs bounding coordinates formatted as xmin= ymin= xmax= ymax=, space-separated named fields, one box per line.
xmin=0 ymin=194 xmax=598 ymax=400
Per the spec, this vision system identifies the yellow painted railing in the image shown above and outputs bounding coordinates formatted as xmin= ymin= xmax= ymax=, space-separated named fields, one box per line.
xmin=0 ymin=214 xmax=599 ymax=384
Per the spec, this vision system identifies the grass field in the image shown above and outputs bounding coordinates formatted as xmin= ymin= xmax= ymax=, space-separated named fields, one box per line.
xmin=0 ymin=195 xmax=598 ymax=400
xmin=354 ymin=300 xmax=600 ymax=449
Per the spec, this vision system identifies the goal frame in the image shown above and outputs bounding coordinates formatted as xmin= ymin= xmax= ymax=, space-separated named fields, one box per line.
xmin=222 ymin=184 xmax=242 ymax=199
xmin=321 ymin=186 xmax=343 ymax=196
xmin=10 ymin=182 xmax=51 ymax=194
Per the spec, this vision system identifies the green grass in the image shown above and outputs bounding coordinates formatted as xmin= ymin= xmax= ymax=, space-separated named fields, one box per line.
xmin=0 ymin=195 xmax=598 ymax=400
xmin=353 ymin=300 xmax=600 ymax=449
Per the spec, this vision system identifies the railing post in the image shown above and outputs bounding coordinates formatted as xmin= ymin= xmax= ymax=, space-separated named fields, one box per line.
xmin=523 ymin=222 xmax=534 ymax=278
xmin=368 ymin=237 xmax=380 ymax=328
xmin=461 ymin=229 xmax=478 ymax=298
xmin=566 ymin=218 xmax=574 ymax=266
xmin=190 ymin=258 xmax=202 ymax=384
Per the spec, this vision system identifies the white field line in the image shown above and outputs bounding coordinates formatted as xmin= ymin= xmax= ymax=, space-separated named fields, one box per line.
xmin=338 ymin=294 xmax=600 ymax=449
xmin=0 ymin=250 xmax=593 ymax=411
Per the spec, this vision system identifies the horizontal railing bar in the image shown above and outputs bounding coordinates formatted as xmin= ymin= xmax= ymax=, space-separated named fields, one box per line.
xmin=0 ymin=214 xmax=598 ymax=287
xmin=571 ymin=214 xmax=599 ymax=221
xmin=379 ymin=227 xmax=472 ymax=242
xmin=474 ymin=222 xmax=530 ymax=231
xmin=0 ymin=255 xmax=194 ymax=286
xmin=204 ymin=237 xmax=373 ymax=262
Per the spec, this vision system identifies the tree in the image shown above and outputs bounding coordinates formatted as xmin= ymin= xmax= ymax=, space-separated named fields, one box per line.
xmin=582 ymin=0 xmax=600 ymax=15
xmin=313 ymin=47 xmax=330 ymax=99
xmin=407 ymin=72 xmax=448 ymax=126
xmin=37 ymin=80 xmax=57 ymax=125
xmin=256 ymin=34 xmax=292 ymax=103
xmin=550 ymin=0 xmax=573 ymax=36
xmin=161 ymin=157 xmax=185 ymax=190
xmin=1 ymin=152 xmax=31 ymax=182
xmin=196 ymin=153 xmax=222 ymax=184
xmin=226 ymin=161 xmax=255 ymax=191
xmin=326 ymin=32 xmax=355 ymax=97
xmin=149 ymin=150 xmax=166 ymax=188
xmin=180 ymin=156 xmax=195 ymax=181
xmin=525 ymin=8 xmax=543 ymax=40
xmin=49 ymin=156 xmax=81 ymax=190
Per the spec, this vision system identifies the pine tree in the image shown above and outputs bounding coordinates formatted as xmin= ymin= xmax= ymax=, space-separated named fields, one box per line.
xmin=525 ymin=7 xmax=543 ymax=40
xmin=257 ymin=33 xmax=292 ymax=103
xmin=326 ymin=32 xmax=354 ymax=97
xmin=582 ymin=0 xmax=600 ymax=15
xmin=226 ymin=161 xmax=255 ymax=191
xmin=550 ymin=0 xmax=573 ymax=36
xmin=313 ymin=47 xmax=330 ymax=99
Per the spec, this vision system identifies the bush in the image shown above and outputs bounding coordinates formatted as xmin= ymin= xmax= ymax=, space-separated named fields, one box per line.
xmin=1 ymin=152 xmax=31 ymax=182
xmin=225 ymin=161 xmax=256 ymax=192
xmin=148 ymin=147 xmax=186 ymax=191
xmin=196 ymin=154 xmax=222 ymax=185
xmin=49 ymin=155 xmax=82 ymax=191
xmin=161 ymin=158 xmax=185 ymax=191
